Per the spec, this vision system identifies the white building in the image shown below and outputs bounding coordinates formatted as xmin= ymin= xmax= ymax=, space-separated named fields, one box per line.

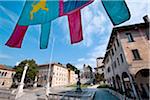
xmin=0 ymin=65 xmax=15 ymax=88
xmin=94 ymin=57 xmax=104 ymax=75
xmin=37 ymin=63 xmax=77 ymax=87
xmin=80 ymin=64 xmax=94 ymax=84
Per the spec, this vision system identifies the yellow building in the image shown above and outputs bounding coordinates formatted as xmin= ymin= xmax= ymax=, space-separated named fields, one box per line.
xmin=37 ymin=63 xmax=77 ymax=87
xmin=0 ymin=65 xmax=15 ymax=88
xmin=103 ymin=16 xmax=149 ymax=99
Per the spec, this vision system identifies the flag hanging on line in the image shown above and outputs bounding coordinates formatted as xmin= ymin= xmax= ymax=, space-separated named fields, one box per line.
xmin=59 ymin=0 xmax=93 ymax=44
xmin=6 ymin=0 xmax=93 ymax=49
xmin=101 ymin=0 xmax=130 ymax=25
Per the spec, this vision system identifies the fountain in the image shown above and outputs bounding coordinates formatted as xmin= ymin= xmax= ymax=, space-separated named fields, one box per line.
xmin=46 ymin=70 xmax=96 ymax=100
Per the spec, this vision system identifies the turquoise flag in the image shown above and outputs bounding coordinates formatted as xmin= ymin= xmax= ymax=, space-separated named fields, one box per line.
xmin=6 ymin=0 xmax=93 ymax=49
xmin=102 ymin=0 xmax=130 ymax=25
xmin=18 ymin=0 xmax=59 ymax=25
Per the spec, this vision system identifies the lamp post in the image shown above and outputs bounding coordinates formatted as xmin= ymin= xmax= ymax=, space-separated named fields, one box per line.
xmin=46 ymin=38 xmax=55 ymax=97
xmin=76 ymin=70 xmax=82 ymax=92
xmin=33 ymin=75 xmax=38 ymax=88
xmin=16 ymin=63 xmax=28 ymax=99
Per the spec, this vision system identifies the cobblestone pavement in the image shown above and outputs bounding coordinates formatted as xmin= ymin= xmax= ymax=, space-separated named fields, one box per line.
xmin=0 ymin=87 xmax=119 ymax=100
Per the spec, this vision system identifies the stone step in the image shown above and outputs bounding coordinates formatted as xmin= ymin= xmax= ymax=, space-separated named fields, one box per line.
xmin=0 ymin=91 xmax=16 ymax=100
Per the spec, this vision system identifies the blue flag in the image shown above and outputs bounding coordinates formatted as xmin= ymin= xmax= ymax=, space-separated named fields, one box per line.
xmin=102 ymin=0 xmax=130 ymax=25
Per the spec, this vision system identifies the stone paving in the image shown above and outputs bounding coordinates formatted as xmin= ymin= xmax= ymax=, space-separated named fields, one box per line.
xmin=94 ymin=89 xmax=119 ymax=100
xmin=0 ymin=86 xmax=120 ymax=100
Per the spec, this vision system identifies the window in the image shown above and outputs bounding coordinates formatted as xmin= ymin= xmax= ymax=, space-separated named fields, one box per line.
xmin=11 ymin=73 xmax=14 ymax=77
xmin=114 ymin=61 xmax=117 ymax=68
xmin=126 ymin=33 xmax=134 ymax=42
xmin=120 ymin=54 xmax=124 ymax=63
xmin=4 ymin=72 xmax=7 ymax=76
xmin=2 ymin=82 xmax=5 ymax=85
xmin=117 ymin=57 xmax=120 ymax=66
xmin=132 ymin=49 xmax=141 ymax=60
xmin=145 ymin=28 xmax=149 ymax=40
xmin=111 ymin=48 xmax=114 ymax=56
xmin=107 ymin=67 xmax=110 ymax=73
xmin=1 ymin=72 xmax=4 ymax=76
xmin=44 ymin=75 xmax=47 ymax=80
xmin=106 ymin=57 xmax=109 ymax=63
xmin=116 ymin=38 xmax=120 ymax=47
xmin=114 ymin=43 xmax=117 ymax=51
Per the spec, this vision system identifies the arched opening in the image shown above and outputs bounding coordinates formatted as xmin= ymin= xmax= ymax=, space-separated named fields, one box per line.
xmin=135 ymin=69 xmax=149 ymax=99
xmin=112 ymin=76 xmax=116 ymax=89
xmin=122 ymin=72 xmax=134 ymax=98
xmin=116 ymin=75 xmax=122 ymax=92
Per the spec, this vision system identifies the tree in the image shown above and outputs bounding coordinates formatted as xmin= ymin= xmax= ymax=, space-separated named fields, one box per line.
xmin=13 ymin=59 xmax=38 ymax=85
xmin=87 ymin=65 xmax=92 ymax=72
xmin=66 ymin=63 xmax=78 ymax=71
xmin=95 ymin=73 xmax=105 ymax=83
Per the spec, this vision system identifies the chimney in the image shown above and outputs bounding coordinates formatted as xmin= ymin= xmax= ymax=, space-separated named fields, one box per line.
xmin=143 ymin=15 xmax=150 ymax=23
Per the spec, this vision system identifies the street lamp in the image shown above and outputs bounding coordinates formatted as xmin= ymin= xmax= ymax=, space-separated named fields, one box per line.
xmin=75 ymin=70 xmax=82 ymax=92
xmin=45 ymin=38 xmax=55 ymax=97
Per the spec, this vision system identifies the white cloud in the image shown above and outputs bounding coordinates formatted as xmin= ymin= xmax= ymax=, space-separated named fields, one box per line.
xmin=76 ymin=57 xmax=96 ymax=69
xmin=81 ymin=1 xmax=108 ymax=47
xmin=15 ymin=62 xmax=20 ymax=66
xmin=0 ymin=53 xmax=12 ymax=59
xmin=118 ymin=0 xmax=150 ymax=26
xmin=0 ymin=16 xmax=14 ymax=33
xmin=89 ymin=44 xmax=107 ymax=58
xmin=77 ymin=58 xmax=85 ymax=62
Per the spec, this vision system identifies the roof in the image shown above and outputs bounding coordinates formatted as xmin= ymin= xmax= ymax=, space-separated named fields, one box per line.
xmin=94 ymin=65 xmax=104 ymax=69
xmin=38 ymin=62 xmax=66 ymax=69
xmin=96 ymin=57 xmax=104 ymax=59
xmin=0 ymin=65 xmax=15 ymax=71
xmin=103 ymin=21 xmax=149 ymax=63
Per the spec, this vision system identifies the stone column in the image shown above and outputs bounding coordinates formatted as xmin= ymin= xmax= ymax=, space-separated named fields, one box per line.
xmin=16 ymin=64 xmax=28 ymax=99
xmin=33 ymin=76 xmax=38 ymax=88
xmin=120 ymin=78 xmax=125 ymax=93
xmin=128 ymin=74 xmax=141 ymax=100
xmin=120 ymin=78 xmax=126 ymax=100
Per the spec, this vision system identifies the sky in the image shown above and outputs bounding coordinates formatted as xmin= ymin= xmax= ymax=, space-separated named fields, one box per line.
xmin=0 ymin=0 xmax=149 ymax=69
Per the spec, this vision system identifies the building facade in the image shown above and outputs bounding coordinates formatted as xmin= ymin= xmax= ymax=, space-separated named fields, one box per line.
xmin=37 ymin=63 xmax=77 ymax=87
xmin=94 ymin=57 xmax=104 ymax=75
xmin=0 ymin=65 xmax=15 ymax=88
xmin=80 ymin=64 xmax=94 ymax=84
xmin=103 ymin=16 xmax=149 ymax=99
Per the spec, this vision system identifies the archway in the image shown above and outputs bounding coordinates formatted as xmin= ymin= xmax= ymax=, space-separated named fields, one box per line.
xmin=135 ymin=69 xmax=149 ymax=99
xmin=116 ymin=75 xmax=122 ymax=92
xmin=122 ymin=72 xmax=134 ymax=98
xmin=112 ymin=76 xmax=116 ymax=89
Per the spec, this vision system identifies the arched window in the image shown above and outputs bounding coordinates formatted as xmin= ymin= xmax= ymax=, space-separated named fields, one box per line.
xmin=2 ymin=72 xmax=4 ymax=76
xmin=11 ymin=73 xmax=14 ymax=77
xmin=2 ymin=81 xmax=5 ymax=85
xmin=5 ymin=72 xmax=7 ymax=76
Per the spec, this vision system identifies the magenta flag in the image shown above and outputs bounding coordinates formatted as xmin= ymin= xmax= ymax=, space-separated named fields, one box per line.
xmin=6 ymin=25 xmax=28 ymax=48
xmin=68 ymin=10 xmax=83 ymax=44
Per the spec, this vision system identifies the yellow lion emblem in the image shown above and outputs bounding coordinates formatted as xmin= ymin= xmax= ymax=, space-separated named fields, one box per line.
xmin=30 ymin=0 xmax=49 ymax=20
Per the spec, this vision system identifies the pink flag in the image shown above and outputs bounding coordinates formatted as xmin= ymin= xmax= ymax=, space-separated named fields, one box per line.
xmin=5 ymin=25 xmax=28 ymax=48
xmin=68 ymin=10 xmax=83 ymax=44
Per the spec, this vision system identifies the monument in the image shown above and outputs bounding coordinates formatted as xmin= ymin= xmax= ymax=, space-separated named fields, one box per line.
xmin=15 ymin=63 xmax=28 ymax=99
